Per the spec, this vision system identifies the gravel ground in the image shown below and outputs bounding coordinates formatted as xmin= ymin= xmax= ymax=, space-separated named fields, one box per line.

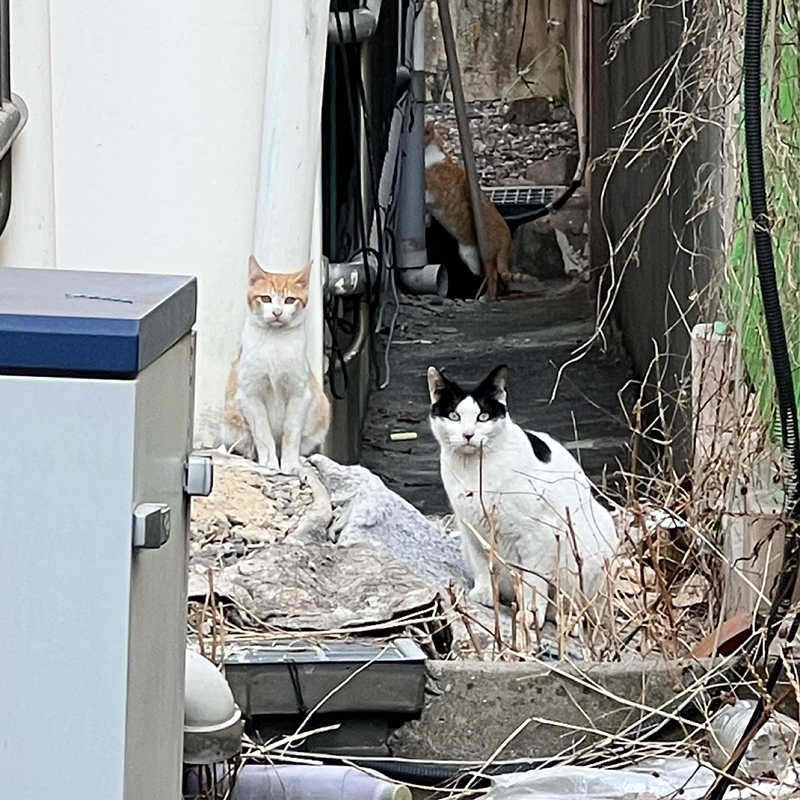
xmin=190 ymin=462 xmax=317 ymax=571
xmin=426 ymin=98 xmax=578 ymax=185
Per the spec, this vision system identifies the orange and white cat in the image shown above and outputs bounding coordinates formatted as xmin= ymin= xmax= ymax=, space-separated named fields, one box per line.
xmin=424 ymin=120 xmax=534 ymax=299
xmin=222 ymin=257 xmax=330 ymax=475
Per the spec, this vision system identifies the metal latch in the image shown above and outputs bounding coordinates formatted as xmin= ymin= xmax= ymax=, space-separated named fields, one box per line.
xmin=132 ymin=503 xmax=171 ymax=549
xmin=184 ymin=454 xmax=214 ymax=497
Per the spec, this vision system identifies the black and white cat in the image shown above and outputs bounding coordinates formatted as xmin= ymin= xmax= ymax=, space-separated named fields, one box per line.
xmin=427 ymin=364 xmax=618 ymax=630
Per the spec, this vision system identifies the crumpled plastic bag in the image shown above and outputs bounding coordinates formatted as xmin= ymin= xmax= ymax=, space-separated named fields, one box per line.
xmin=708 ymin=699 xmax=800 ymax=780
xmin=485 ymin=757 xmax=715 ymax=800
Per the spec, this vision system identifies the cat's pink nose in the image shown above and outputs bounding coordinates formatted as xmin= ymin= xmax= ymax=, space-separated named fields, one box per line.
xmin=272 ymin=308 xmax=283 ymax=318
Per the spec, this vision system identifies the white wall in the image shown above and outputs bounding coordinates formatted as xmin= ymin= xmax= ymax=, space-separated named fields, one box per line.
xmin=2 ymin=0 xmax=282 ymax=445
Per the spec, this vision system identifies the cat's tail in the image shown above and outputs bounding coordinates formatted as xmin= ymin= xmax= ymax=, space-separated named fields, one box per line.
xmin=497 ymin=244 xmax=583 ymax=296
xmin=496 ymin=241 xmax=538 ymax=285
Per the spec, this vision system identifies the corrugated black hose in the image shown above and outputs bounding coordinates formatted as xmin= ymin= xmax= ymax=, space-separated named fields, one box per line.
xmin=705 ymin=0 xmax=800 ymax=796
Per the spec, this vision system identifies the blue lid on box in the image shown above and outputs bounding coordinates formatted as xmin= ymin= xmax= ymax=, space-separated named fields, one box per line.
xmin=0 ymin=267 xmax=197 ymax=377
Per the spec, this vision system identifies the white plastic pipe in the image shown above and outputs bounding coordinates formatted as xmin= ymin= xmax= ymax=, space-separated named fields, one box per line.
xmin=231 ymin=765 xmax=411 ymax=800
xmin=184 ymin=764 xmax=412 ymax=800
xmin=184 ymin=651 xmax=240 ymax=732
xmin=253 ymin=0 xmax=329 ymax=381
xmin=1 ymin=0 xmax=56 ymax=265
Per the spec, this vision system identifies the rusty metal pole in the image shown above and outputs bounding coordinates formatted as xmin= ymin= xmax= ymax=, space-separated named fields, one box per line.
xmin=435 ymin=0 xmax=496 ymax=298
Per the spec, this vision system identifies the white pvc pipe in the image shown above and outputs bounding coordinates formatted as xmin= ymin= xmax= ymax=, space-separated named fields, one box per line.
xmin=184 ymin=651 xmax=240 ymax=732
xmin=184 ymin=764 xmax=412 ymax=800
xmin=253 ymin=0 xmax=329 ymax=381
xmin=231 ymin=765 xmax=411 ymax=800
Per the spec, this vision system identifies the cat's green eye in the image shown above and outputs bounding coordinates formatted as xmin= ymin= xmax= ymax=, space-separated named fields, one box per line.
xmin=284 ymin=297 xmax=296 ymax=305
xmin=478 ymin=412 xmax=490 ymax=422
xmin=448 ymin=412 xmax=460 ymax=421
xmin=260 ymin=295 xmax=272 ymax=304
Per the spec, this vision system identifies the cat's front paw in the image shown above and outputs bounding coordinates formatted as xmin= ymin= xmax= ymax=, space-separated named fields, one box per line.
xmin=468 ymin=585 xmax=495 ymax=608
xmin=279 ymin=458 xmax=302 ymax=476
xmin=258 ymin=455 xmax=280 ymax=474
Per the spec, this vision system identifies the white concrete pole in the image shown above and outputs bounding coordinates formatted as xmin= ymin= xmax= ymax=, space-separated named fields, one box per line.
xmin=253 ymin=0 xmax=330 ymax=380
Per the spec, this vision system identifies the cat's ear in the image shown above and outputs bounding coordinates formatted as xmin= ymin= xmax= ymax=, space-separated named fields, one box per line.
xmin=427 ymin=366 xmax=448 ymax=404
xmin=248 ymin=256 xmax=266 ymax=285
xmin=292 ymin=262 xmax=312 ymax=285
xmin=481 ymin=364 xmax=509 ymax=405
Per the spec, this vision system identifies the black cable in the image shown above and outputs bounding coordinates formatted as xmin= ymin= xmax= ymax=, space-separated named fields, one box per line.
xmin=704 ymin=0 xmax=800 ymax=795
xmin=286 ymin=661 xmax=308 ymax=719
xmin=501 ymin=178 xmax=582 ymax=225
xmin=325 ymin=297 xmax=351 ymax=399
xmin=354 ymin=56 xmax=384 ymax=308
xmin=514 ymin=0 xmax=540 ymax=97
xmin=505 ymin=0 xmax=585 ymax=226
xmin=325 ymin=4 xmax=369 ymax=398
xmin=742 ymin=0 xmax=800 ymax=630
xmin=515 ymin=0 xmax=531 ymax=88
xmin=348 ymin=5 xmax=396 ymax=393
xmin=334 ymin=9 xmax=370 ymax=278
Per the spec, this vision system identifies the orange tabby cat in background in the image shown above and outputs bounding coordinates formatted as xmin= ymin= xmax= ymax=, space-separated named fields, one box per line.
xmin=222 ymin=257 xmax=330 ymax=475
xmin=424 ymin=120 xmax=534 ymax=299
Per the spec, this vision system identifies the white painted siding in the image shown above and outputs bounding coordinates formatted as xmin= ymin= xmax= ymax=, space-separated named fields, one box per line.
xmin=0 ymin=0 xmax=327 ymax=445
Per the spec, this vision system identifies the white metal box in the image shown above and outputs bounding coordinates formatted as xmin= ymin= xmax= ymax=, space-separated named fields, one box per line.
xmin=0 ymin=267 xmax=197 ymax=800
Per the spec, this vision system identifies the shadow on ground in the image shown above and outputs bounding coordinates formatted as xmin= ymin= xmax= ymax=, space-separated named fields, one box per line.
xmin=361 ymin=286 xmax=635 ymax=515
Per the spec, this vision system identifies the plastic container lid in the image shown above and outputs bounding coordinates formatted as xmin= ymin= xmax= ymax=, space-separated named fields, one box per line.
xmin=0 ymin=267 xmax=196 ymax=378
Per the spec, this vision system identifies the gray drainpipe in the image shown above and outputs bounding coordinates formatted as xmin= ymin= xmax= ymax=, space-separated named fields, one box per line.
xmin=394 ymin=0 xmax=447 ymax=296
xmin=324 ymin=0 xmax=445 ymax=307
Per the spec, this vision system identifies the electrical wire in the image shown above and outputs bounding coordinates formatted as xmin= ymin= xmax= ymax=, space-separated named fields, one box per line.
xmin=347 ymin=5 xmax=392 ymax=387
xmin=503 ymin=0 xmax=587 ymax=226
xmin=375 ymin=0 xmax=425 ymax=388
xmin=325 ymin=4 xmax=372 ymax=398
xmin=327 ymin=2 xmax=397 ymax=392
xmin=324 ymin=0 xmax=424 ymax=392
xmin=515 ymin=0 xmax=536 ymax=96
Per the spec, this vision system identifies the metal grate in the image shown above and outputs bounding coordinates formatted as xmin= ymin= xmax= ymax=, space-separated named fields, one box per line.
xmin=483 ymin=184 xmax=565 ymax=207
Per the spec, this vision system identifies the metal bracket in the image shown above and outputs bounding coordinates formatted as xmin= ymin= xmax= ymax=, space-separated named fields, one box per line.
xmin=324 ymin=253 xmax=379 ymax=298
xmin=184 ymin=454 xmax=214 ymax=497
xmin=132 ymin=503 xmax=171 ymax=549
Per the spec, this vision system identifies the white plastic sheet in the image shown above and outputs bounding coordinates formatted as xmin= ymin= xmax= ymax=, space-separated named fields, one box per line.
xmin=486 ymin=755 xmax=800 ymax=800
xmin=486 ymin=758 xmax=716 ymax=800
xmin=709 ymin=700 xmax=800 ymax=779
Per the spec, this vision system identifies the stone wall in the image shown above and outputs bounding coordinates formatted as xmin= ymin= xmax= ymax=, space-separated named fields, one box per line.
xmin=424 ymin=0 xmax=569 ymax=101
